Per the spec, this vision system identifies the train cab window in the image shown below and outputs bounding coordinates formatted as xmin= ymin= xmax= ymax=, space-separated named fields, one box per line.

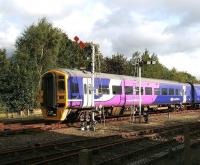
xmin=58 ymin=75 xmax=64 ymax=79
xmin=98 ymin=85 xmax=110 ymax=94
xmin=112 ymin=86 xmax=122 ymax=95
xmin=71 ymin=83 xmax=79 ymax=93
xmin=169 ymin=88 xmax=174 ymax=95
xmin=145 ymin=87 xmax=152 ymax=95
xmin=154 ymin=88 xmax=160 ymax=95
xmin=58 ymin=80 xmax=65 ymax=91
xmin=162 ymin=88 xmax=167 ymax=95
xmin=135 ymin=87 xmax=143 ymax=95
xmin=125 ymin=86 xmax=133 ymax=95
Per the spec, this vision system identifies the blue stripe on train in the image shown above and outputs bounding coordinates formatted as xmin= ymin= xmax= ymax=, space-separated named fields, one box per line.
xmin=154 ymin=83 xmax=183 ymax=104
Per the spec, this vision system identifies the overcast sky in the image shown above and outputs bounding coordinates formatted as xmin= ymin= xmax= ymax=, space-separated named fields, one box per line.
xmin=0 ymin=0 xmax=200 ymax=79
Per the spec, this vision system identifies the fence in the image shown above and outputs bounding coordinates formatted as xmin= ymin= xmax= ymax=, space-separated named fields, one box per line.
xmin=0 ymin=109 xmax=42 ymax=119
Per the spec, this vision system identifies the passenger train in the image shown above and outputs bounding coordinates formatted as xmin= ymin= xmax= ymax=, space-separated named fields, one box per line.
xmin=40 ymin=69 xmax=200 ymax=121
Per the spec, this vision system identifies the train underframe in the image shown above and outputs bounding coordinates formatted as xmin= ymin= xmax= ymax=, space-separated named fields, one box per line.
xmin=43 ymin=100 xmax=200 ymax=124
xmin=65 ymin=102 xmax=200 ymax=122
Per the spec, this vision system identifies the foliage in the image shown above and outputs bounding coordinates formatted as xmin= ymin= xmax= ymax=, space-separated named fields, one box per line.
xmin=103 ymin=54 xmax=130 ymax=75
xmin=0 ymin=18 xmax=199 ymax=113
xmin=0 ymin=99 xmax=7 ymax=113
xmin=8 ymin=18 xmax=64 ymax=112
xmin=56 ymin=33 xmax=83 ymax=68
xmin=104 ymin=49 xmax=199 ymax=83
xmin=57 ymin=40 xmax=104 ymax=72
xmin=0 ymin=49 xmax=10 ymax=111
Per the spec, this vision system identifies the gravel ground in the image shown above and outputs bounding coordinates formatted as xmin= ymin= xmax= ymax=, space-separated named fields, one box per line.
xmin=0 ymin=112 xmax=200 ymax=151
xmin=54 ymin=112 xmax=200 ymax=136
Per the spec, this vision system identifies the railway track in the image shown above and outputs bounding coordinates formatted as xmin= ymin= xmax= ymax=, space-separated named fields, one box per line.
xmin=1 ymin=122 xmax=200 ymax=165
xmin=98 ymin=109 xmax=200 ymax=122
xmin=34 ymin=123 xmax=200 ymax=165
xmin=31 ymin=122 xmax=200 ymax=165
xmin=0 ymin=122 xmax=71 ymax=136
xmin=0 ymin=135 xmax=124 ymax=165
xmin=0 ymin=109 xmax=199 ymax=136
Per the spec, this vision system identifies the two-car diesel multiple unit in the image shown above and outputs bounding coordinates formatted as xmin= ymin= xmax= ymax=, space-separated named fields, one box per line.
xmin=40 ymin=69 xmax=200 ymax=121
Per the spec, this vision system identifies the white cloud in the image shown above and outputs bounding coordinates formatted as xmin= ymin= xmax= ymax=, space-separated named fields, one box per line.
xmin=99 ymin=38 xmax=113 ymax=56
xmin=0 ymin=15 xmax=20 ymax=52
xmin=5 ymin=0 xmax=85 ymax=16
xmin=54 ymin=2 xmax=111 ymax=40
xmin=91 ymin=11 xmax=173 ymax=57
xmin=159 ymin=51 xmax=200 ymax=79
xmin=0 ymin=0 xmax=200 ymax=79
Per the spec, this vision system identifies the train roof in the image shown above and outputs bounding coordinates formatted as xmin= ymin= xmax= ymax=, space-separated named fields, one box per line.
xmin=55 ymin=68 xmax=188 ymax=85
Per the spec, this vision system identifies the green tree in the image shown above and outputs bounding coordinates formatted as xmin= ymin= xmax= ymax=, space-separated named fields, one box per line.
xmin=57 ymin=39 xmax=104 ymax=72
xmin=10 ymin=18 xmax=64 ymax=112
xmin=128 ymin=50 xmax=199 ymax=83
xmin=103 ymin=54 xmax=128 ymax=75
xmin=57 ymin=34 xmax=82 ymax=68
xmin=84 ymin=43 xmax=106 ymax=72
xmin=0 ymin=49 xmax=10 ymax=112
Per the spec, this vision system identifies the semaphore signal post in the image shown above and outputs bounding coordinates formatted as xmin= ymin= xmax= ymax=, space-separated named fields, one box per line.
xmin=74 ymin=36 xmax=96 ymax=131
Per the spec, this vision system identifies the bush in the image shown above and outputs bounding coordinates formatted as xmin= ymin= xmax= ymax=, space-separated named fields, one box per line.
xmin=0 ymin=100 xmax=7 ymax=113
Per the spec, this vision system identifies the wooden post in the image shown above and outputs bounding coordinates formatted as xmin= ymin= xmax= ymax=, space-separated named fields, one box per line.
xmin=168 ymin=112 xmax=170 ymax=119
xmin=184 ymin=126 xmax=191 ymax=165
xmin=79 ymin=149 xmax=93 ymax=165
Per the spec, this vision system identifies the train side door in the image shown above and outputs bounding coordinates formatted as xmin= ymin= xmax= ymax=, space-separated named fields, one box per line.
xmin=124 ymin=82 xmax=137 ymax=106
xmin=83 ymin=78 xmax=92 ymax=107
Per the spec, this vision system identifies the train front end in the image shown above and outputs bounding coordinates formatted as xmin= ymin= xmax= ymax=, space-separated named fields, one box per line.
xmin=40 ymin=70 xmax=69 ymax=121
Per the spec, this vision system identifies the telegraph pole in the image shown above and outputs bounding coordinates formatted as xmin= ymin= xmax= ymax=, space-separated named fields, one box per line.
xmin=74 ymin=36 xmax=95 ymax=108
xmin=91 ymin=44 xmax=95 ymax=108
xmin=91 ymin=44 xmax=97 ymax=131
xmin=138 ymin=58 xmax=142 ymax=123
xmin=136 ymin=56 xmax=156 ymax=123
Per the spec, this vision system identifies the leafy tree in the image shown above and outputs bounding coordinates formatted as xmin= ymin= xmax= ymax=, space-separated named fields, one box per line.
xmin=10 ymin=18 xmax=64 ymax=112
xmin=103 ymin=54 xmax=128 ymax=75
xmin=57 ymin=34 xmax=81 ymax=68
xmin=127 ymin=50 xmax=199 ymax=83
xmin=16 ymin=18 xmax=63 ymax=82
xmin=57 ymin=39 xmax=104 ymax=72
xmin=0 ymin=49 xmax=10 ymax=111
xmin=1 ymin=17 xmax=199 ymax=115
xmin=0 ymin=99 xmax=7 ymax=113
xmin=7 ymin=56 xmax=34 ymax=112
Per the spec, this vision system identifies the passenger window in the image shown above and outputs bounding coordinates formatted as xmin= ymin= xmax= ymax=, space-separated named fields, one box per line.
xmin=98 ymin=85 xmax=110 ymax=94
xmin=154 ymin=88 xmax=160 ymax=95
xmin=145 ymin=87 xmax=152 ymax=95
xmin=169 ymin=88 xmax=174 ymax=95
xmin=58 ymin=80 xmax=65 ymax=91
xmin=71 ymin=83 xmax=79 ymax=93
xmin=112 ymin=86 xmax=122 ymax=95
xmin=125 ymin=86 xmax=133 ymax=95
xmin=162 ymin=88 xmax=167 ymax=95
xmin=175 ymin=89 xmax=179 ymax=95
xmin=135 ymin=87 xmax=143 ymax=95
